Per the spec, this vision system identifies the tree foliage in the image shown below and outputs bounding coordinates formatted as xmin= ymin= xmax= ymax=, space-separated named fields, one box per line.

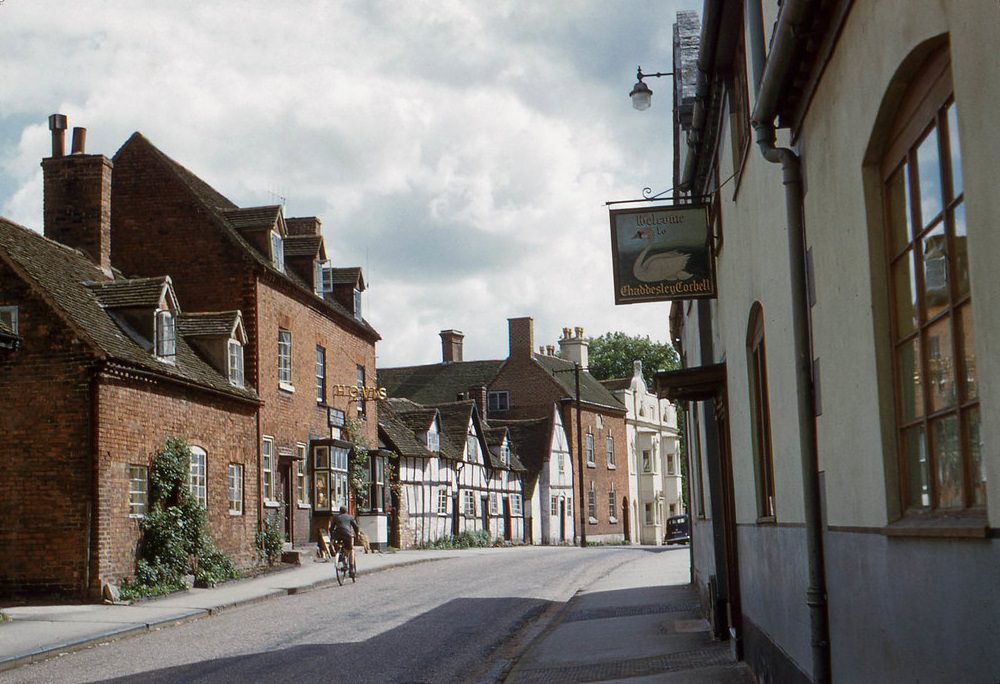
xmin=587 ymin=332 xmax=679 ymax=387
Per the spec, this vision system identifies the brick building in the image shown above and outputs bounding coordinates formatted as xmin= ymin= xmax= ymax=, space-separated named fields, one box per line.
xmin=107 ymin=127 xmax=381 ymax=547
xmin=0 ymin=126 xmax=259 ymax=598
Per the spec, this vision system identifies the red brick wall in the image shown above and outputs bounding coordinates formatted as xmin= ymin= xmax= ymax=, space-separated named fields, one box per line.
xmin=257 ymin=283 xmax=377 ymax=545
xmin=42 ymin=154 xmax=112 ymax=272
xmin=0 ymin=262 xmax=98 ymax=596
xmin=94 ymin=375 xmax=258 ymax=595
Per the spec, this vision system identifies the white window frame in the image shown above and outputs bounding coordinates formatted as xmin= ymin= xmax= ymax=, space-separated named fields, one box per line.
xmin=588 ymin=482 xmax=597 ymax=521
xmin=331 ymin=445 xmax=349 ymax=510
xmin=586 ymin=433 xmax=595 ymax=466
xmin=608 ymin=486 xmax=616 ymax=520
xmin=510 ymin=493 xmax=523 ymax=516
xmin=490 ymin=492 xmax=499 ymax=515
xmin=606 ymin=436 xmax=615 ymax=467
xmin=642 ymin=450 xmax=653 ymax=473
xmin=488 ymin=391 xmax=510 ymax=412
xmin=466 ymin=431 xmax=479 ymax=463
xmin=155 ymin=309 xmax=176 ymax=362
xmin=356 ymin=365 xmax=366 ymax=418
xmin=296 ymin=443 xmax=309 ymax=505
xmin=437 ymin=488 xmax=450 ymax=515
xmin=0 ymin=305 xmax=18 ymax=335
xmin=353 ymin=288 xmax=363 ymax=321
xmin=189 ymin=446 xmax=207 ymax=509
xmin=278 ymin=329 xmax=293 ymax=389
xmin=550 ymin=495 xmax=559 ymax=517
xmin=129 ymin=464 xmax=148 ymax=518
xmin=315 ymin=345 xmax=326 ymax=404
xmin=270 ymin=230 xmax=285 ymax=272
xmin=667 ymin=453 xmax=676 ymax=475
xmin=463 ymin=490 xmax=476 ymax=517
xmin=228 ymin=339 xmax=244 ymax=387
xmin=427 ymin=426 xmax=440 ymax=452
xmin=228 ymin=464 xmax=243 ymax=515
xmin=262 ymin=436 xmax=275 ymax=503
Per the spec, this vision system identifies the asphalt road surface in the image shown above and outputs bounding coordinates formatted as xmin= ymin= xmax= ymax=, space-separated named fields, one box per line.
xmin=4 ymin=546 xmax=658 ymax=684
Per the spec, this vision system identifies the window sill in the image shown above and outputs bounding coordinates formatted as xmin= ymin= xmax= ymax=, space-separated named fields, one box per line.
xmin=279 ymin=382 xmax=296 ymax=394
xmin=588 ymin=516 xmax=598 ymax=525
xmin=229 ymin=510 xmax=243 ymax=517
xmin=609 ymin=517 xmax=618 ymax=524
xmin=756 ymin=515 xmax=777 ymax=526
xmin=883 ymin=512 xmax=988 ymax=539
xmin=607 ymin=464 xmax=616 ymax=470
xmin=263 ymin=500 xmax=281 ymax=509
xmin=297 ymin=503 xmax=311 ymax=510
xmin=586 ymin=462 xmax=596 ymax=469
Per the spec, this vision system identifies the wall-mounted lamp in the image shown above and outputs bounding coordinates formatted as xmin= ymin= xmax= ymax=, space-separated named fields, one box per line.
xmin=629 ymin=66 xmax=673 ymax=111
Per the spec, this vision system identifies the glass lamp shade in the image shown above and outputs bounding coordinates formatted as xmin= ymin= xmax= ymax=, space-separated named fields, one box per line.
xmin=630 ymin=81 xmax=652 ymax=110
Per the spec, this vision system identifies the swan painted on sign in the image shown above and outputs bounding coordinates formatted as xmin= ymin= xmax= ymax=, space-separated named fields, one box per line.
xmin=631 ymin=229 xmax=694 ymax=282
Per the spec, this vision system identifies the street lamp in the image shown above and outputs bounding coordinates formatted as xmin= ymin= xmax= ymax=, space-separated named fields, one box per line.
xmin=629 ymin=66 xmax=673 ymax=111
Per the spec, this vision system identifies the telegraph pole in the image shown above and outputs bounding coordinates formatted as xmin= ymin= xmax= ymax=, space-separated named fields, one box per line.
xmin=574 ymin=362 xmax=586 ymax=547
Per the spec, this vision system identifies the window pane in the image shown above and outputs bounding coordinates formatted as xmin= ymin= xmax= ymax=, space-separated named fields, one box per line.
xmin=897 ymin=337 xmax=923 ymax=422
xmin=925 ymin=317 xmax=956 ymax=412
xmin=921 ymin=224 xmax=949 ymax=313
xmin=932 ymin=416 xmax=961 ymax=509
xmin=947 ymin=102 xmax=962 ymax=197
xmin=952 ymin=203 xmax=969 ymax=299
xmin=892 ymin=250 xmax=918 ymax=337
xmin=965 ymin=407 xmax=985 ymax=506
xmin=903 ymin=425 xmax=929 ymax=509
xmin=915 ymin=127 xmax=943 ymax=227
xmin=957 ymin=303 xmax=977 ymax=402
xmin=886 ymin=164 xmax=913 ymax=254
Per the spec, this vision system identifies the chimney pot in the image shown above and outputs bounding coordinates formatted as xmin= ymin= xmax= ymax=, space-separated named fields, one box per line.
xmin=440 ymin=329 xmax=464 ymax=363
xmin=575 ymin=326 xmax=584 ymax=339
xmin=71 ymin=127 xmax=87 ymax=154
xmin=48 ymin=114 xmax=67 ymax=158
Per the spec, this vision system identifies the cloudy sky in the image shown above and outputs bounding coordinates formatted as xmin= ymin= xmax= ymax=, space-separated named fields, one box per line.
xmin=0 ymin=0 xmax=698 ymax=367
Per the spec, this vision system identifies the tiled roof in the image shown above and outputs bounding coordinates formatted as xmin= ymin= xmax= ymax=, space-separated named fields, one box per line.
xmin=178 ymin=311 xmax=240 ymax=338
xmin=221 ymin=206 xmax=281 ymax=232
xmin=435 ymin=400 xmax=476 ymax=461
xmin=0 ymin=218 xmax=258 ymax=402
xmin=482 ymin=425 xmax=526 ymax=472
xmin=284 ymin=234 xmax=323 ymax=258
xmin=89 ymin=277 xmax=169 ymax=309
xmin=377 ymin=398 xmax=438 ymax=460
xmin=491 ymin=417 xmax=551 ymax=477
xmin=378 ymin=359 xmax=504 ymax=406
xmin=600 ymin=377 xmax=631 ymax=392
xmin=533 ymin=354 xmax=625 ymax=412
xmin=114 ymin=133 xmax=380 ymax=342
xmin=332 ymin=267 xmax=363 ymax=289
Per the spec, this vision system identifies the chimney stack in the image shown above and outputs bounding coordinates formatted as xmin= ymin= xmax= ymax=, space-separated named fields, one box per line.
xmin=508 ymin=317 xmax=534 ymax=360
xmin=440 ymin=329 xmax=464 ymax=363
xmin=468 ymin=385 xmax=487 ymax=417
xmin=546 ymin=345 xmax=555 ymax=356
xmin=42 ymin=114 xmax=113 ymax=272
xmin=558 ymin=324 xmax=589 ymax=368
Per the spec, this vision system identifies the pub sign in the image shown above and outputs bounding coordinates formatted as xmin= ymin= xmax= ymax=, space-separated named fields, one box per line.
xmin=609 ymin=205 xmax=716 ymax=304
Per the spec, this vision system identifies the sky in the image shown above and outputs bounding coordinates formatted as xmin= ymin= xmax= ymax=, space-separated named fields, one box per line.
xmin=0 ymin=0 xmax=700 ymax=368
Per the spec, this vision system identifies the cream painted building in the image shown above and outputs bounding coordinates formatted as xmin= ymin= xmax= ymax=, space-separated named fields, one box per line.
xmin=653 ymin=2 xmax=1000 ymax=682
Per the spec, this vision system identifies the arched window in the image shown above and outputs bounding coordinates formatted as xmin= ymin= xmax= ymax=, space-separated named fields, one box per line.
xmin=747 ymin=303 xmax=775 ymax=520
xmin=881 ymin=47 xmax=982 ymax=512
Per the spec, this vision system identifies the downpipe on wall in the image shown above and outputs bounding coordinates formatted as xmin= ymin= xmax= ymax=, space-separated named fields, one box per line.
xmin=747 ymin=0 xmax=831 ymax=681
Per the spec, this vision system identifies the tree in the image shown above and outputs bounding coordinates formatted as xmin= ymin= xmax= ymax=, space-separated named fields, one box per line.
xmin=587 ymin=332 xmax=679 ymax=387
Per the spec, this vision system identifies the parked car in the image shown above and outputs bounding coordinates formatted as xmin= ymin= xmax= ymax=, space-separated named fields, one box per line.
xmin=664 ymin=514 xmax=690 ymax=545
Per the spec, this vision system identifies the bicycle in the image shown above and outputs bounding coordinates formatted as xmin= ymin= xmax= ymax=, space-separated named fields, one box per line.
xmin=331 ymin=536 xmax=356 ymax=585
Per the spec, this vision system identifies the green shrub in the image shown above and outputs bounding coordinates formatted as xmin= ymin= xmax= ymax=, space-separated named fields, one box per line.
xmin=417 ymin=529 xmax=493 ymax=550
xmin=255 ymin=518 xmax=283 ymax=566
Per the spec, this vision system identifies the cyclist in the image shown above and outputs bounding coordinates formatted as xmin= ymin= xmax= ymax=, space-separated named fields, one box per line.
xmin=330 ymin=505 xmax=359 ymax=578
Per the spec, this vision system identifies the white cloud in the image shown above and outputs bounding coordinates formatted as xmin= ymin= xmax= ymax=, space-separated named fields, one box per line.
xmin=0 ymin=0 xmax=698 ymax=367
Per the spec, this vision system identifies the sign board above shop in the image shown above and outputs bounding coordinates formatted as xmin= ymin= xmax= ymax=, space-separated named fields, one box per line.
xmin=608 ymin=204 xmax=716 ymax=304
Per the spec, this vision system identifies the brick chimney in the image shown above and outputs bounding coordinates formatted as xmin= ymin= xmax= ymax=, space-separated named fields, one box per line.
xmin=42 ymin=115 xmax=113 ymax=273
xmin=508 ymin=317 xmax=534 ymax=360
xmin=558 ymin=325 xmax=589 ymax=368
xmin=285 ymin=216 xmax=322 ymax=236
xmin=467 ymin=385 xmax=487 ymax=417
xmin=440 ymin=329 xmax=464 ymax=363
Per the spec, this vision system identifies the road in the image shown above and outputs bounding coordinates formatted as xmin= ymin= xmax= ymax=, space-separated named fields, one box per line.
xmin=3 ymin=546 xmax=678 ymax=684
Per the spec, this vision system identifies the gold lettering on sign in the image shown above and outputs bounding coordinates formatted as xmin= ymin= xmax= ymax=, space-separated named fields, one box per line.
xmin=331 ymin=385 xmax=389 ymax=401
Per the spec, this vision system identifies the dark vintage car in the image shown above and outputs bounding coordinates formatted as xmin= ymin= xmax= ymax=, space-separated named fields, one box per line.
xmin=664 ymin=514 xmax=690 ymax=545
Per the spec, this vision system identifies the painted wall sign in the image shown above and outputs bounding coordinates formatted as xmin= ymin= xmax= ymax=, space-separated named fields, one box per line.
xmin=330 ymin=384 xmax=388 ymax=401
xmin=609 ymin=205 xmax=716 ymax=304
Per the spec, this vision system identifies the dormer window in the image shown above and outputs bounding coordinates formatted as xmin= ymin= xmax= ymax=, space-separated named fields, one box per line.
xmin=155 ymin=310 xmax=176 ymax=361
xmin=228 ymin=339 xmax=245 ymax=387
xmin=353 ymin=288 xmax=363 ymax=320
xmin=501 ymin=441 xmax=511 ymax=466
xmin=427 ymin=420 xmax=440 ymax=451
xmin=0 ymin=306 xmax=18 ymax=335
xmin=270 ymin=231 xmax=285 ymax=273
xmin=315 ymin=261 xmax=334 ymax=297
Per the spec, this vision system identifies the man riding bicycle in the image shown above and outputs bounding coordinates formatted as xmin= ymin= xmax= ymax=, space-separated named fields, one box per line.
xmin=330 ymin=505 xmax=359 ymax=578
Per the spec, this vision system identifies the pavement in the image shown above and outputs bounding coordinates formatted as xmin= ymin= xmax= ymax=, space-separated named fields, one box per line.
xmin=1 ymin=546 xmax=754 ymax=683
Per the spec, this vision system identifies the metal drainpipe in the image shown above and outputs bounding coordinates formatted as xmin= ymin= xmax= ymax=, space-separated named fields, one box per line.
xmin=748 ymin=0 xmax=830 ymax=681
